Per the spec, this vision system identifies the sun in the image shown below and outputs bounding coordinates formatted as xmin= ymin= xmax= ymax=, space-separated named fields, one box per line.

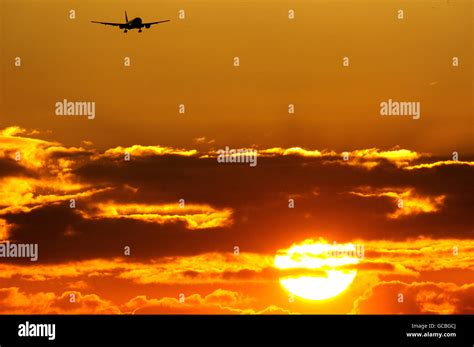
xmin=274 ymin=240 xmax=360 ymax=301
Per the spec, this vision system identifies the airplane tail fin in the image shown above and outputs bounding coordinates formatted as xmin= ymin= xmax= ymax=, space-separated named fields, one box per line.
xmin=125 ymin=11 xmax=128 ymax=22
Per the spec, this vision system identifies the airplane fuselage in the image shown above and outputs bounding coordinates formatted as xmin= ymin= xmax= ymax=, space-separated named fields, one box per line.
xmin=119 ymin=17 xmax=150 ymax=30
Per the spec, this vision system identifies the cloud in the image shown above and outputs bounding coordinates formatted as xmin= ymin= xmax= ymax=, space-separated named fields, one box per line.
xmin=0 ymin=127 xmax=106 ymax=215
xmin=124 ymin=289 xmax=249 ymax=314
xmin=353 ymin=281 xmax=474 ymax=314
xmin=360 ymin=238 xmax=474 ymax=274
xmin=0 ymin=287 xmax=120 ymax=314
xmin=404 ymin=160 xmax=474 ymax=170
xmin=0 ymin=237 xmax=472 ymax=314
xmin=115 ymin=252 xmax=274 ymax=285
xmin=79 ymin=202 xmax=233 ymax=230
xmin=123 ymin=289 xmax=291 ymax=314
xmin=0 ymin=127 xmax=43 ymax=138
xmin=1 ymin=238 xmax=470 ymax=284
xmin=348 ymin=148 xmax=421 ymax=168
xmin=0 ymin=218 xmax=13 ymax=240
xmin=0 ymin=176 xmax=107 ymax=215
xmin=259 ymin=147 xmax=325 ymax=157
xmin=51 ymin=291 xmax=121 ymax=314
xmin=97 ymin=145 xmax=197 ymax=159
xmin=0 ymin=286 xmax=291 ymax=315
xmin=193 ymin=137 xmax=215 ymax=145
xmin=0 ymin=287 xmax=55 ymax=314
xmin=350 ymin=187 xmax=445 ymax=219
xmin=0 ymin=127 xmax=472 ymax=275
xmin=258 ymin=147 xmax=421 ymax=169
xmin=0 ymin=253 xmax=273 ymax=284
xmin=0 ymin=126 xmax=89 ymax=172
xmin=0 ymin=258 xmax=124 ymax=281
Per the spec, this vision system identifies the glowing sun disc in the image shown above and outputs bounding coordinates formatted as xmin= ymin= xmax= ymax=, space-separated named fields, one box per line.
xmin=275 ymin=240 xmax=359 ymax=301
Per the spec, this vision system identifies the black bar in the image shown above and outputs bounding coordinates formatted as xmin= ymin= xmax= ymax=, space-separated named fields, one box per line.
xmin=0 ymin=315 xmax=472 ymax=345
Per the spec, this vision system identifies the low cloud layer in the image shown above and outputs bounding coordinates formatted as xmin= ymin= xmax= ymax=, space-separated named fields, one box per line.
xmin=0 ymin=127 xmax=472 ymax=314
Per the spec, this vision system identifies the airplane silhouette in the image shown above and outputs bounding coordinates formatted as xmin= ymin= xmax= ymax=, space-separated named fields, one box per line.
xmin=91 ymin=11 xmax=170 ymax=33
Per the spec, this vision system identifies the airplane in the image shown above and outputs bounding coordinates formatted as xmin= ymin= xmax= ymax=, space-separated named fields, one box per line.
xmin=91 ymin=11 xmax=170 ymax=33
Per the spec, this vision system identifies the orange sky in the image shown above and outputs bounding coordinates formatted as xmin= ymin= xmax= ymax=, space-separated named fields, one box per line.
xmin=0 ymin=0 xmax=473 ymax=314
xmin=1 ymin=0 xmax=472 ymax=152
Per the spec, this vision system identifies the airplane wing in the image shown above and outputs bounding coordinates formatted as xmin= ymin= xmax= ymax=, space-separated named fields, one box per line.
xmin=142 ymin=20 xmax=171 ymax=26
xmin=91 ymin=21 xmax=124 ymax=26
